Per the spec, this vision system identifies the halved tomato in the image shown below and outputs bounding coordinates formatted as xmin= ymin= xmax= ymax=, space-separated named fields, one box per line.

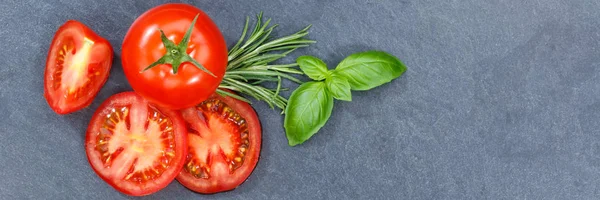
xmin=44 ymin=20 xmax=113 ymax=114
xmin=85 ymin=92 xmax=187 ymax=196
xmin=176 ymin=93 xmax=261 ymax=194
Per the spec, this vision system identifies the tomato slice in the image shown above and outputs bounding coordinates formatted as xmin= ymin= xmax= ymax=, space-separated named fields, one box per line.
xmin=176 ymin=93 xmax=262 ymax=194
xmin=44 ymin=20 xmax=113 ymax=114
xmin=85 ymin=92 xmax=187 ymax=196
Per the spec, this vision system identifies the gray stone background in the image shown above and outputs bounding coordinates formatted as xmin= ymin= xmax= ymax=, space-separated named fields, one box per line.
xmin=1 ymin=0 xmax=600 ymax=199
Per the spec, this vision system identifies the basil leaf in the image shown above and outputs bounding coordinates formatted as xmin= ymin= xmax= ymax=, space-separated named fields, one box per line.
xmin=325 ymin=72 xmax=352 ymax=101
xmin=297 ymin=55 xmax=328 ymax=81
xmin=335 ymin=51 xmax=407 ymax=91
xmin=284 ymin=81 xmax=334 ymax=146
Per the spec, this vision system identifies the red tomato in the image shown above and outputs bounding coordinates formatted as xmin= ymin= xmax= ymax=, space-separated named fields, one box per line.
xmin=121 ymin=3 xmax=228 ymax=110
xmin=44 ymin=20 xmax=113 ymax=114
xmin=85 ymin=92 xmax=187 ymax=196
xmin=176 ymin=92 xmax=262 ymax=194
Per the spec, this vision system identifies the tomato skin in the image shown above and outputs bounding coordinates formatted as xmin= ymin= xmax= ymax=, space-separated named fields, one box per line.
xmin=85 ymin=92 xmax=188 ymax=196
xmin=44 ymin=20 xmax=113 ymax=114
xmin=121 ymin=3 xmax=228 ymax=110
xmin=176 ymin=92 xmax=262 ymax=194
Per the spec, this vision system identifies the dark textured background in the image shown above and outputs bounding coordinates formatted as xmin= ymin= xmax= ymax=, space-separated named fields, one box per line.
xmin=2 ymin=0 xmax=600 ymax=199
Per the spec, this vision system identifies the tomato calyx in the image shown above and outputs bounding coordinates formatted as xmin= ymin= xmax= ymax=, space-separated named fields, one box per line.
xmin=142 ymin=14 xmax=215 ymax=76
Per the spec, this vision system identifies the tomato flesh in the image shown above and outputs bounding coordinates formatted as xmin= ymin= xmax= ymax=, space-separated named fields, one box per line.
xmin=121 ymin=3 xmax=227 ymax=110
xmin=85 ymin=92 xmax=187 ymax=196
xmin=177 ymin=93 xmax=261 ymax=194
xmin=44 ymin=20 xmax=113 ymax=114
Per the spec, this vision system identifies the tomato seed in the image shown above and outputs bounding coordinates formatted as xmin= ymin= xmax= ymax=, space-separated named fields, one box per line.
xmin=164 ymin=125 xmax=173 ymax=132
xmin=124 ymin=172 xmax=134 ymax=180
xmin=142 ymin=172 xmax=148 ymax=181
xmin=165 ymin=150 xmax=175 ymax=158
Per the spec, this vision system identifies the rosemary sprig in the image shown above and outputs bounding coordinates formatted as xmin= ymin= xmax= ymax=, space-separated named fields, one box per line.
xmin=218 ymin=12 xmax=315 ymax=113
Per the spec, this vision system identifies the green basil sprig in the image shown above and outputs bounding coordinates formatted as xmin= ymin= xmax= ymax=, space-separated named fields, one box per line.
xmin=284 ymin=51 xmax=407 ymax=146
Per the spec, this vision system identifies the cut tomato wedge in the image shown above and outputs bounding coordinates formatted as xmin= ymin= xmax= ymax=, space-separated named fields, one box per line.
xmin=44 ymin=20 xmax=113 ymax=114
xmin=85 ymin=92 xmax=187 ymax=196
xmin=176 ymin=93 xmax=262 ymax=194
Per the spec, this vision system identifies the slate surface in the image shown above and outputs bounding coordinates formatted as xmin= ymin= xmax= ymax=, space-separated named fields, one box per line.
xmin=2 ymin=0 xmax=600 ymax=199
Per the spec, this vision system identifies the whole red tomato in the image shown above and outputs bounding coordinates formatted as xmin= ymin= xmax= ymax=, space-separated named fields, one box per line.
xmin=121 ymin=3 xmax=227 ymax=110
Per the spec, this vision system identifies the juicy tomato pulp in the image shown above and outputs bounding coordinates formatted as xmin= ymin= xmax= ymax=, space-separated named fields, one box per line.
xmin=177 ymin=93 xmax=262 ymax=194
xmin=44 ymin=20 xmax=113 ymax=114
xmin=85 ymin=92 xmax=187 ymax=196
xmin=121 ymin=3 xmax=228 ymax=110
